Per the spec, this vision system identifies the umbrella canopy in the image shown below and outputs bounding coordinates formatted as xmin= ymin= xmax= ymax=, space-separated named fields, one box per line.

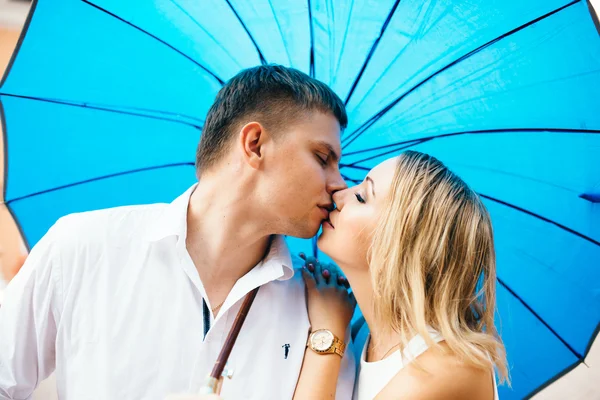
xmin=1 ymin=0 xmax=599 ymax=398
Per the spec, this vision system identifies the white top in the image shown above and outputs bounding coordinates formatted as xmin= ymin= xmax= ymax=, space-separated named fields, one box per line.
xmin=353 ymin=327 xmax=499 ymax=400
xmin=0 ymin=185 xmax=355 ymax=400
xmin=0 ymin=276 xmax=5 ymax=306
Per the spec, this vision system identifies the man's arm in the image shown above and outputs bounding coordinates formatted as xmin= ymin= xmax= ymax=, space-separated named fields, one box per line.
xmin=0 ymin=225 xmax=62 ymax=399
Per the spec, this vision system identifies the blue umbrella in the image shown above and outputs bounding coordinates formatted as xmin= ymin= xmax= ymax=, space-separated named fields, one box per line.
xmin=1 ymin=0 xmax=599 ymax=398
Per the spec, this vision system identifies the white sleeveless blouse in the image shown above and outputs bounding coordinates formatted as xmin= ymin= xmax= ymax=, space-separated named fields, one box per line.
xmin=352 ymin=328 xmax=500 ymax=400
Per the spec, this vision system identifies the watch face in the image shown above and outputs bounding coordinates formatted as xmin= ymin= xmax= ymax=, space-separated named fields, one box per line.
xmin=311 ymin=329 xmax=334 ymax=351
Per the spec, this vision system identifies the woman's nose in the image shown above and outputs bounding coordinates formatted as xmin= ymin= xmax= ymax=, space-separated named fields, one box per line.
xmin=332 ymin=188 xmax=349 ymax=210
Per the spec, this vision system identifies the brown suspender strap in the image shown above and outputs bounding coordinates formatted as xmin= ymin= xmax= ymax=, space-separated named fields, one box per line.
xmin=209 ymin=286 xmax=260 ymax=381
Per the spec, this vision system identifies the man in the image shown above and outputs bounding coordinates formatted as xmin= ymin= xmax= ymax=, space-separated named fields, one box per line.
xmin=0 ymin=65 xmax=354 ymax=399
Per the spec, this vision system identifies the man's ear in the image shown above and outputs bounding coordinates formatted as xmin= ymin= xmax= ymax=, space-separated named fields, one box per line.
xmin=239 ymin=121 xmax=266 ymax=169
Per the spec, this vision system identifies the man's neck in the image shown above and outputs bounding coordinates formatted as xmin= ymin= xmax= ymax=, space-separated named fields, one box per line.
xmin=185 ymin=171 xmax=272 ymax=307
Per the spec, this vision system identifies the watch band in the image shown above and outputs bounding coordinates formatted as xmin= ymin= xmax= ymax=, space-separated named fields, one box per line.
xmin=331 ymin=336 xmax=346 ymax=357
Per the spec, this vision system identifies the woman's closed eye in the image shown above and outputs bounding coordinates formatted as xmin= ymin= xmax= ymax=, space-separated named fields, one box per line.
xmin=355 ymin=193 xmax=366 ymax=203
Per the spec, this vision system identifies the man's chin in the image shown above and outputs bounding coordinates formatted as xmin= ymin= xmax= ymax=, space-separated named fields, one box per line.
xmin=283 ymin=229 xmax=319 ymax=239
xmin=304 ymin=226 xmax=322 ymax=239
xmin=291 ymin=223 xmax=322 ymax=239
xmin=281 ymin=218 xmax=323 ymax=239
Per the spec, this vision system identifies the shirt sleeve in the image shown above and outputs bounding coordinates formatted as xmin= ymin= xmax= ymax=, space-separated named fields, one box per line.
xmin=0 ymin=224 xmax=63 ymax=400
xmin=335 ymin=327 xmax=357 ymax=400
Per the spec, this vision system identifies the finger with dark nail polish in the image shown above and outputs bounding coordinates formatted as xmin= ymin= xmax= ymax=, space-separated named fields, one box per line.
xmin=299 ymin=252 xmax=306 ymax=260
xmin=322 ymin=269 xmax=331 ymax=280
xmin=307 ymin=263 xmax=315 ymax=272
xmin=337 ymin=276 xmax=346 ymax=286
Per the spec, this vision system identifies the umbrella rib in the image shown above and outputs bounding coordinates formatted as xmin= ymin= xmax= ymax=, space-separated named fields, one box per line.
xmin=326 ymin=0 xmax=336 ymax=82
xmin=332 ymin=0 xmax=355 ymax=80
xmin=396 ymin=127 xmax=600 ymax=147
xmin=479 ymin=193 xmax=600 ymax=248
xmin=496 ymin=277 xmax=583 ymax=361
xmin=342 ymin=139 xmax=431 ymax=166
xmin=343 ymin=0 xmax=402 ymax=106
xmin=343 ymin=127 xmax=600 ymax=153
xmin=222 ymin=0 xmax=268 ymax=65
xmin=523 ymin=358 xmax=586 ymax=400
xmin=308 ymin=0 xmax=316 ymax=77
xmin=81 ymin=0 xmax=225 ymax=85
xmin=341 ymin=0 xmax=580 ymax=150
xmin=580 ymin=193 xmax=600 ymax=203
xmin=343 ymin=138 xmax=425 ymax=156
xmin=4 ymin=162 xmax=195 ymax=205
xmin=267 ymin=0 xmax=293 ymax=67
xmin=1 ymin=100 xmax=8 ymax=202
xmin=340 ymin=173 xmax=362 ymax=184
xmin=169 ymin=0 xmax=246 ymax=70
xmin=0 ymin=93 xmax=205 ymax=130
xmin=339 ymin=164 xmax=370 ymax=171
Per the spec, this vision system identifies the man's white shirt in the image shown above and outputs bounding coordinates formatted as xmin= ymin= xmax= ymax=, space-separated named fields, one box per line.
xmin=0 ymin=185 xmax=355 ymax=399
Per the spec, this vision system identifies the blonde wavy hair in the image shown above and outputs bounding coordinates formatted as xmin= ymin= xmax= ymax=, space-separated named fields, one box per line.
xmin=369 ymin=150 xmax=509 ymax=383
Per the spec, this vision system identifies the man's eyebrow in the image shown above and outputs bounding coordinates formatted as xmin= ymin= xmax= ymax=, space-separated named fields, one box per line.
xmin=366 ymin=176 xmax=375 ymax=197
xmin=313 ymin=141 xmax=340 ymax=162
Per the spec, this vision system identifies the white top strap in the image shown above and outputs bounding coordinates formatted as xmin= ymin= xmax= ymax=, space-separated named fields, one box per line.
xmin=400 ymin=328 xmax=445 ymax=364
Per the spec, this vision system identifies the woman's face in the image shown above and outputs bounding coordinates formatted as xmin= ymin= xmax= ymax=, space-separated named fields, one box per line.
xmin=317 ymin=157 xmax=398 ymax=269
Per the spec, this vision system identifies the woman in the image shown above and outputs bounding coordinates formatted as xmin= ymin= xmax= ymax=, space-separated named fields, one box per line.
xmin=187 ymin=150 xmax=508 ymax=399
xmin=294 ymin=150 xmax=508 ymax=399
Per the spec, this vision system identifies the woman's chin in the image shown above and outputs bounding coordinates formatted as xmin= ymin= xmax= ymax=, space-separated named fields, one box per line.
xmin=316 ymin=234 xmax=333 ymax=257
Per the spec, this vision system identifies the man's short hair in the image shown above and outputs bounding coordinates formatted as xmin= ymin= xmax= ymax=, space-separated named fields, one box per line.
xmin=195 ymin=65 xmax=348 ymax=173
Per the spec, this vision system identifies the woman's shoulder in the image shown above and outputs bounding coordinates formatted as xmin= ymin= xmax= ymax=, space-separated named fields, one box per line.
xmin=376 ymin=341 xmax=495 ymax=400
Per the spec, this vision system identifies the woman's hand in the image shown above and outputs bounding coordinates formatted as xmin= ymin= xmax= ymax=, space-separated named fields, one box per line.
xmin=299 ymin=253 xmax=356 ymax=339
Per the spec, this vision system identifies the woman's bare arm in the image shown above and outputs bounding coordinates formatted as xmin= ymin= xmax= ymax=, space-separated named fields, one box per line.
xmin=293 ymin=342 xmax=345 ymax=399
xmin=293 ymin=257 xmax=355 ymax=399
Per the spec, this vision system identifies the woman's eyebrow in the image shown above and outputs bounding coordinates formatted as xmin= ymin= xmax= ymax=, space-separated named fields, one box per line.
xmin=366 ymin=176 xmax=375 ymax=197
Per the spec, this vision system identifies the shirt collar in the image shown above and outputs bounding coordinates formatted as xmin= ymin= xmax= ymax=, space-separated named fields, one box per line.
xmin=143 ymin=184 xmax=196 ymax=243
xmin=143 ymin=184 xmax=294 ymax=281
xmin=259 ymin=235 xmax=295 ymax=281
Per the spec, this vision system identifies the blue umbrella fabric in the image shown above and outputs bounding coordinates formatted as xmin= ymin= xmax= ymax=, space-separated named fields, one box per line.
xmin=1 ymin=0 xmax=599 ymax=398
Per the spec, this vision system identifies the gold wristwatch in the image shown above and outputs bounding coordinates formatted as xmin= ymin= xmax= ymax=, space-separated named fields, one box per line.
xmin=307 ymin=329 xmax=346 ymax=357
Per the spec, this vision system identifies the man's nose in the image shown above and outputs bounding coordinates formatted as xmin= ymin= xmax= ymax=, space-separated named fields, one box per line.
xmin=327 ymin=169 xmax=347 ymax=195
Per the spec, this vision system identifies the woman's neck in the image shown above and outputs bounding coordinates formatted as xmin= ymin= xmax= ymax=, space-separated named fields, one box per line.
xmin=342 ymin=266 xmax=400 ymax=361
